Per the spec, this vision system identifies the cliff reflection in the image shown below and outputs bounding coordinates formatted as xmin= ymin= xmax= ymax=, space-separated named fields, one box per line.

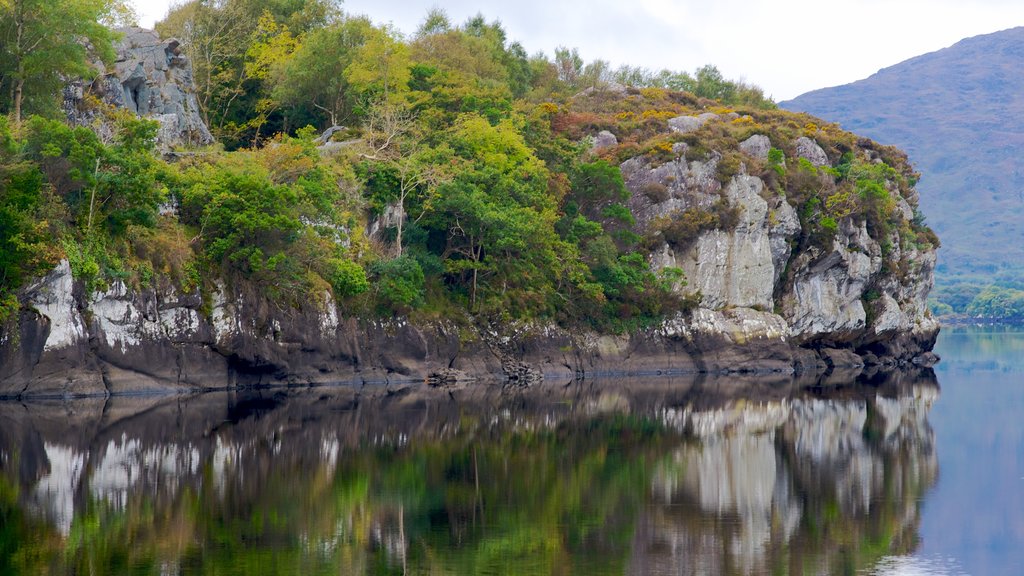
xmin=634 ymin=378 xmax=937 ymax=575
xmin=0 ymin=369 xmax=937 ymax=575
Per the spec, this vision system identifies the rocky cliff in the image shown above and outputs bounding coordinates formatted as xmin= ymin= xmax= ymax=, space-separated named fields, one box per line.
xmin=617 ymin=113 xmax=938 ymax=366
xmin=0 ymin=38 xmax=938 ymax=398
xmin=0 ymin=118 xmax=938 ymax=397
xmin=63 ymin=27 xmax=213 ymax=148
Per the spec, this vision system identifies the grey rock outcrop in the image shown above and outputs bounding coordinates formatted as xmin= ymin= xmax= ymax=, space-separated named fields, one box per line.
xmin=619 ymin=131 xmax=938 ymax=369
xmin=739 ymin=134 xmax=772 ymax=160
xmin=668 ymin=112 xmax=718 ymax=134
xmin=64 ymin=27 xmax=213 ymax=149
xmin=672 ymin=175 xmax=777 ymax=309
xmin=794 ymin=136 xmax=829 ymax=166
xmin=591 ymin=130 xmax=618 ymax=151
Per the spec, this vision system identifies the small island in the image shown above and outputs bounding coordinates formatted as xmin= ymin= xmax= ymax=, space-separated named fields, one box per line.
xmin=0 ymin=9 xmax=938 ymax=397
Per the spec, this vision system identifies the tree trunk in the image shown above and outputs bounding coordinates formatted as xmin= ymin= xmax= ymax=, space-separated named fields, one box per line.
xmin=13 ymin=77 xmax=24 ymax=128
xmin=12 ymin=9 xmax=25 ymax=127
xmin=395 ymin=190 xmax=405 ymax=257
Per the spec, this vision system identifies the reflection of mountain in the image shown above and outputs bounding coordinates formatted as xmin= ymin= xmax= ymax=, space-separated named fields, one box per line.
xmin=0 ymin=370 xmax=938 ymax=575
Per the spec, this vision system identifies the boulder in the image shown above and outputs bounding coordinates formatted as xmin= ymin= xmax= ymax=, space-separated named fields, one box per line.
xmin=668 ymin=112 xmax=718 ymax=134
xmin=64 ymin=27 xmax=213 ymax=149
xmin=794 ymin=136 xmax=829 ymax=167
xmin=591 ymin=130 xmax=618 ymax=151
xmin=739 ymin=134 xmax=772 ymax=160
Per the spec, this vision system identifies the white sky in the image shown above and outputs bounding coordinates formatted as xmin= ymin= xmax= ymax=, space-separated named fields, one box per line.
xmin=133 ymin=0 xmax=1024 ymax=100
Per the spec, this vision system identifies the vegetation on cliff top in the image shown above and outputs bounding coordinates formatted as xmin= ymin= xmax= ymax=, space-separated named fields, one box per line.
xmin=0 ymin=0 xmax=933 ymax=333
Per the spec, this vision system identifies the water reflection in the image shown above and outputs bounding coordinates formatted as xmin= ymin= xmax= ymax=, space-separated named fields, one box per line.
xmin=636 ymin=381 xmax=937 ymax=575
xmin=0 ymin=368 xmax=938 ymax=575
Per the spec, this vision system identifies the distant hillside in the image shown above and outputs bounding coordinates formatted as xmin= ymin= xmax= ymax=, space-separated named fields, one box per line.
xmin=782 ymin=27 xmax=1024 ymax=308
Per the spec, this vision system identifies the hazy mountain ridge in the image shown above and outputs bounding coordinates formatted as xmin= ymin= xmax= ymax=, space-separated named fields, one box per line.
xmin=782 ymin=27 xmax=1024 ymax=298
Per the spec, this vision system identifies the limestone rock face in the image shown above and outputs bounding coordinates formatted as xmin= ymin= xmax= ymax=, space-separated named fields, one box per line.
xmin=650 ymin=174 xmax=777 ymax=310
xmin=621 ymin=138 xmax=937 ymax=367
xmin=64 ymin=27 xmax=213 ymax=149
xmin=622 ymin=151 xmax=722 ymax=232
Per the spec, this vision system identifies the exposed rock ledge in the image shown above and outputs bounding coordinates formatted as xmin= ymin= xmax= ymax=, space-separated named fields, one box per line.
xmin=0 ymin=258 xmax=937 ymax=399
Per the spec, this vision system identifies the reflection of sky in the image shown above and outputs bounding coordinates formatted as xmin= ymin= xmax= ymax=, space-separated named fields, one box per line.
xmin=866 ymin=555 xmax=970 ymax=575
xmin=916 ymin=328 xmax=1024 ymax=576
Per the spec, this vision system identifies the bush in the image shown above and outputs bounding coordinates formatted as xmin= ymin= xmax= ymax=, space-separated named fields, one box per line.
xmin=644 ymin=200 xmax=740 ymax=251
xmin=641 ymin=181 xmax=670 ymax=203
xmin=326 ymin=258 xmax=369 ymax=298
xmin=372 ymin=255 xmax=424 ymax=310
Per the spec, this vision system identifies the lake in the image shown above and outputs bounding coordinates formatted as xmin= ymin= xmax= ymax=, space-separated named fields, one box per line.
xmin=0 ymin=327 xmax=1020 ymax=575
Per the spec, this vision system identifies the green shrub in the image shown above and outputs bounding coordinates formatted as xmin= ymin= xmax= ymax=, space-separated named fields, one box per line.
xmin=372 ymin=255 xmax=425 ymax=310
xmin=326 ymin=258 xmax=369 ymax=298
xmin=601 ymin=203 xmax=634 ymax=226
xmin=820 ymin=216 xmax=838 ymax=234
xmin=767 ymin=147 xmax=786 ymax=177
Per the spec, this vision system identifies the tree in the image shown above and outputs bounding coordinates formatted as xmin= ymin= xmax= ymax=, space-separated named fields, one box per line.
xmin=415 ymin=7 xmax=450 ymax=37
xmin=156 ymin=0 xmax=342 ymax=146
xmin=344 ymin=25 xmax=411 ymax=104
xmin=0 ymin=0 xmax=116 ymax=125
xmin=242 ymin=12 xmax=299 ymax=142
xmin=421 ymin=114 xmax=563 ymax=313
xmin=22 ymin=114 xmax=164 ymax=236
xmin=0 ymin=116 xmax=58 ymax=321
xmin=358 ymin=101 xmax=450 ymax=257
xmin=270 ymin=16 xmax=375 ymax=128
xmin=554 ymin=47 xmax=583 ymax=88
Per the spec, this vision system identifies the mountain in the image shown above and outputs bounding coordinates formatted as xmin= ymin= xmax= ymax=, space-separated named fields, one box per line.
xmin=782 ymin=27 xmax=1024 ymax=296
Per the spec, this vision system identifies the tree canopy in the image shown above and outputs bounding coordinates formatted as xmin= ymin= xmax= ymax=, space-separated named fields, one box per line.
xmin=1 ymin=4 xmax=786 ymax=331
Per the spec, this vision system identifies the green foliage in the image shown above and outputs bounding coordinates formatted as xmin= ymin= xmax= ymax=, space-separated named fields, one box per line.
xmin=851 ymin=162 xmax=897 ymax=239
xmin=0 ymin=119 xmax=58 ymax=320
xmin=62 ymin=236 xmax=103 ymax=292
xmin=571 ymin=160 xmax=629 ymax=205
xmin=0 ymin=112 xmax=171 ymax=301
xmin=0 ymin=0 xmax=117 ymax=123
xmin=421 ymin=113 xmax=565 ymax=315
xmin=326 ymin=257 xmax=368 ymax=298
xmin=173 ymin=136 xmax=356 ymax=303
xmin=372 ymin=255 xmax=424 ymax=310
xmin=609 ymin=64 xmax=775 ymax=109
xmin=966 ymin=285 xmax=1024 ymax=318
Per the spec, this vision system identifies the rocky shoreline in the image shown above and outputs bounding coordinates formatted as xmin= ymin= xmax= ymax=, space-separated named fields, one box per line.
xmin=0 ymin=259 xmax=937 ymax=399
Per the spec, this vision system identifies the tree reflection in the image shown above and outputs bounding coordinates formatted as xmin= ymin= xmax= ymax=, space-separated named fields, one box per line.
xmin=0 ymin=369 xmax=938 ymax=575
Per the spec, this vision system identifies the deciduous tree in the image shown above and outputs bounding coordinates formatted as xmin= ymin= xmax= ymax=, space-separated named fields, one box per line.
xmin=0 ymin=0 xmax=116 ymax=125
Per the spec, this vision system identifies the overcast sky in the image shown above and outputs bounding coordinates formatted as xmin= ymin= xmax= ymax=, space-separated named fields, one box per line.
xmin=133 ymin=0 xmax=1024 ymax=100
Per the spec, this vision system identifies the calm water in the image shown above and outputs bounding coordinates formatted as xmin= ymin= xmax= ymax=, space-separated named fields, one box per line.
xmin=0 ymin=327 xmax=1019 ymax=575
